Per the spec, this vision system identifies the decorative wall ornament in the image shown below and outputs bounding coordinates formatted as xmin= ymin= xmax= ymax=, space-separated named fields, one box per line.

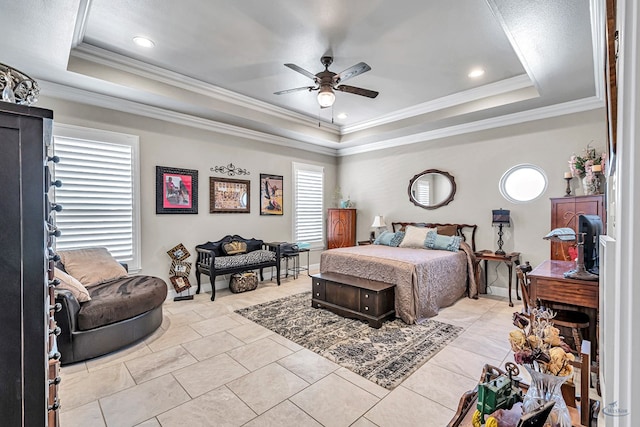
xmin=0 ymin=63 xmax=39 ymax=105
xmin=211 ymin=163 xmax=250 ymax=176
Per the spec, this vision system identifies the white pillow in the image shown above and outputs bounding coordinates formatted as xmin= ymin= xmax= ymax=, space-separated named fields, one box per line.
xmin=54 ymin=267 xmax=91 ymax=302
xmin=399 ymin=225 xmax=436 ymax=248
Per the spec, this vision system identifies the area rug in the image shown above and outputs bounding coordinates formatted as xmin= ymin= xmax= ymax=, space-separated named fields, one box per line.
xmin=235 ymin=291 xmax=462 ymax=389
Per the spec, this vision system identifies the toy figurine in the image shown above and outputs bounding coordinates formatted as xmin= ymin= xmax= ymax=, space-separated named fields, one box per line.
xmin=472 ymin=363 xmax=523 ymax=427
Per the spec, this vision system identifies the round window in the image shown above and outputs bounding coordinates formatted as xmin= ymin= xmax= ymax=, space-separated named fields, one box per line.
xmin=499 ymin=164 xmax=548 ymax=203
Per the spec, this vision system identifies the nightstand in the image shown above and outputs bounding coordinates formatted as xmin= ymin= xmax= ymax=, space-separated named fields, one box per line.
xmin=474 ymin=251 xmax=521 ymax=306
xmin=357 ymin=240 xmax=373 ymax=246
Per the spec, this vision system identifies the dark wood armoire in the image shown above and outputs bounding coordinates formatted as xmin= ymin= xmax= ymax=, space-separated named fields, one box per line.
xmin=0 ymin=102 xmax=61 ymax=426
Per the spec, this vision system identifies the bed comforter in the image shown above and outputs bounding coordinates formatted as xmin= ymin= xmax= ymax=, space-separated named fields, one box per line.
xmin=319 ymin=242 xmax=477 ymax=324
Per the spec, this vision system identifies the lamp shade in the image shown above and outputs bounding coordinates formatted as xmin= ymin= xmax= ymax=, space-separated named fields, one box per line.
xmin=317 ymin=85 xmax=336 ymax=107
xmin=543 ymin=227 xmax=576 ymax=242
xmin=371 ymin=215 xmax=387 ymax=228
xmin=492 ymin=209 xmax=511 ymax=226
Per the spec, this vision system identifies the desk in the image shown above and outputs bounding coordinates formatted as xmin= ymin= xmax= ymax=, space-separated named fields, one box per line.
xmin=528 ymin=260 xmax=599 ymax=360
xmin=475 ymin=251 xmax=520 ymax=306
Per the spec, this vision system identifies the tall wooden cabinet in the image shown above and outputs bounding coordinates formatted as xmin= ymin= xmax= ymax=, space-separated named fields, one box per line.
xmin=327 ymin=208 xmax=357 ymax=249
xmin=550 ymin=195 xmax=606 ymax=260
xmin=0 ymin=103 xmax=61 ymax=426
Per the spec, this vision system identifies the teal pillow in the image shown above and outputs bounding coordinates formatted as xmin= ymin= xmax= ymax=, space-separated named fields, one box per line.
xmin=389 ymin=231 xmax=405 ymax=247
xmin=374 ymin=231 xmax=395 ymax=246
xmin=425 ymin=230 xmax=461 ymax=252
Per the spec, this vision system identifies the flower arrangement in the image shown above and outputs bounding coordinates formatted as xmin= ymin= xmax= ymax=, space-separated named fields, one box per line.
xmin=568 ymin=144 xmax=606 ymax=180
xmin=509 ymin=308 xmax=575 ymax=377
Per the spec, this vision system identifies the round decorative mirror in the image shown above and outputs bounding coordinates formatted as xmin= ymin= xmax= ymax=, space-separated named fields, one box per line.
xmin=408 ymin=169 xmax=456 ymax=210
xmin=499 ymin=163 xmax=548 ymax=203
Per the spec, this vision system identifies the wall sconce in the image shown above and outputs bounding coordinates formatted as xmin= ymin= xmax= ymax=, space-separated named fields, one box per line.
xmin=492 ymin=209 xmax=510 ymax=255
xmin=370 ymin=215 xmax=387 ymax=241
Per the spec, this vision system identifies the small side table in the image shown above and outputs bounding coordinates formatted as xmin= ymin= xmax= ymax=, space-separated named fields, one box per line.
xmin=357 ymin=240 xmax=373 ymax=246
xmin=475 ymin=251 xmax=521 ymax=307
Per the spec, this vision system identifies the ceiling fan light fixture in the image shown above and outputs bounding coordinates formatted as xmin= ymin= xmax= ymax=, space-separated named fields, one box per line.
xmin=317 ymin=85 xmax=336 ymax=107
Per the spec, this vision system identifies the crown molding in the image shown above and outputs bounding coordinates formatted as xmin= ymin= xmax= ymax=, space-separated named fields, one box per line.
xmin=340 ymin=74 xmax=534 ymax=134
xmin=70 ymin=43 xmax=341 ymax=134
xmin=336 ymin=96 xmax=605 ymax=156
xmin=39 ymin=80 xmax=339 ymax=157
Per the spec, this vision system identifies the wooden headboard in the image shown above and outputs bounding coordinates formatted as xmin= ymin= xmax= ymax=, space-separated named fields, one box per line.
xmin=391 ymin=222 xmax=478 ymax=252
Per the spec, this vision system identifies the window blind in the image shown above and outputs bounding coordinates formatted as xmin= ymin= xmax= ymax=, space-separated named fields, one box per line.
xmin=53 ymin=128 xmax=140 ymax=270
xmin=293 ymin=163 xmax=324 ymax=245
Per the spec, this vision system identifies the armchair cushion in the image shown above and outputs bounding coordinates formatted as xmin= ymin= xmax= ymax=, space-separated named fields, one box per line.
xmin=58 ymin=247 xmax=128 ymax=287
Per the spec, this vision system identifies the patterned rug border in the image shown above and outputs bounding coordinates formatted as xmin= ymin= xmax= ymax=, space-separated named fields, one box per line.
xmin=235 ymin=291 xmax=462 ymax=389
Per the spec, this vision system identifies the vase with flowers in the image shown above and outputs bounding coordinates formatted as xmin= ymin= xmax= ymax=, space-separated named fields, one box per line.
xmin=568 ymin=144 xmax=606 ymax=195
xmin=509 ymin=309 xmax=575 ymax=427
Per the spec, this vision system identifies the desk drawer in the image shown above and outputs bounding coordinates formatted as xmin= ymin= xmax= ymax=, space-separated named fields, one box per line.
xmin=536 ymin=280 xmax=598 ymax=309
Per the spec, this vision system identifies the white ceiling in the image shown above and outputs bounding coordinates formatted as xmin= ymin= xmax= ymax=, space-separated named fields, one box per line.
xmin=0 ymin=0 xmax=604 ymax=155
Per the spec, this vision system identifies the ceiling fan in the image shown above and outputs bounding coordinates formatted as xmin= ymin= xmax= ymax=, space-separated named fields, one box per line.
xmin=274 ymin=56 xmax=378 ymax=108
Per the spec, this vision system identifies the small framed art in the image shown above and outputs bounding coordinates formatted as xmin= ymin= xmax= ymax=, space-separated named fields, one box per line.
xmin=170 ymin=276 xmax=192 ymax=293
xmin=167 ymin=243 xmax=190 ymax=261
xmin=260 ymin=174 xmax=283 ymax=215
xmin=210 ymin=177 xmax=250 ymax=213
xmin=156 ymin=166 xmax=198 ymax=214
xmin=169 ymin=260 xmax=192 ymax=277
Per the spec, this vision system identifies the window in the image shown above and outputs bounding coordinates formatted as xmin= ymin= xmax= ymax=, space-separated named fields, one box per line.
xmin=293 ymin=162 xmax=324 ymax=248
xmin=499 ymin=163 xmax=548 ymax=204
xmin=53 ymin=124 xmax=141 ymax=271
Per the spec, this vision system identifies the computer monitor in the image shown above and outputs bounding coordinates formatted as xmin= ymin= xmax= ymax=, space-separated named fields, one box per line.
xmin=578 ymin=214 xmax=602 ymax=275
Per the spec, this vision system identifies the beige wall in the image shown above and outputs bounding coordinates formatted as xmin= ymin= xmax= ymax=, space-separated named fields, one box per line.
xmin=39 ymin=96 xmax=338 ymax=295
xmin=337 ymin=109 xmax=607 ymax=293
xmin=39 ymin=95 xmax=607 ymax=296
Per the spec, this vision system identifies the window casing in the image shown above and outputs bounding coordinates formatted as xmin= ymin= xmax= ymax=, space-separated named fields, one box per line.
xmin=52 ymin=124 xmax=141 ymax=271
xmin=292 ymin=162 xmax=324 ymax=248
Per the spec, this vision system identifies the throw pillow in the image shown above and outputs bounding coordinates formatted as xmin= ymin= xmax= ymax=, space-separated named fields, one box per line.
xmin=390 ymin=231 xmax=405 ymax=247
xmin=399 ymin=225 xmax=436 ymax=248
xmin=54 ymin=267 xmax=91 ymax=302
xmin=57 ymin=247 xmax=128 ymax=287
xmin=437 ymin=224 xmax=458 ymax=237
xmin=425 ymin=230 xmax=462 ymax=252
xmin=374 ymin=230 xmax=395 ymax=246
xmin=222 ymin=240 xmax=248 ymax=256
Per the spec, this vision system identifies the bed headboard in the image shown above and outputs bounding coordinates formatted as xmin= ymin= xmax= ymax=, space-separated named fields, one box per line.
xmin=391 ymin=222 xmax=478 ymax=252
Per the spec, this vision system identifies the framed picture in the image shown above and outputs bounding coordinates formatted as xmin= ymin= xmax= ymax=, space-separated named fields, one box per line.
xmin=210 ymin=177 xmax=250 ymax=213
xmin=167 ymin=243 xmax=190 ymax=261
xmin=260 ymin=174 xmax=283 ymax=215
xmin=170 ymin=276 xmax=192 ymax=293
xmin=156 ymin=166 xmax=198 ymax=214
xmin=169 ymin=260 xmax=192 ymax=277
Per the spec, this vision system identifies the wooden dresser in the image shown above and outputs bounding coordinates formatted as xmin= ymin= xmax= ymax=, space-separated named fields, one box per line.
xmin=327 ymin=208 xmax=357 ymax=248
xmin=0 ymin=103 xmax=61 ymax=426
xmin=550 ymin=195 xmax=605 ymax=260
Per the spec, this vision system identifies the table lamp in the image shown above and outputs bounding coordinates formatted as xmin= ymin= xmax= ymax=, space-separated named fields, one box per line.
xmin=492 ymin=209 xmax=510 ymax=255
xmin=371 ymin=215 xmax=387 ymax=241
xmin=543 ymin=228 xmax=598 ymax=281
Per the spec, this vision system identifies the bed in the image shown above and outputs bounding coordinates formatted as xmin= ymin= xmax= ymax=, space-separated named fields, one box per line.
xmin=319 ymin=222 xmax=479 ymax=324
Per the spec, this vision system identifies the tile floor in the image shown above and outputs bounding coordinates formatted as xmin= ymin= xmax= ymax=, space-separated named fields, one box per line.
xmin=58 ymin=271 xmax=523 ymax=427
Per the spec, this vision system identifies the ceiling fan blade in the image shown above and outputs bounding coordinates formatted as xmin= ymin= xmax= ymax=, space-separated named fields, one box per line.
xmin=335 ymin=62 xmax=371 ymax=84
xmin=274 ymin=86 xmax=316 ymax=95
xmin=336 ymin=85 xmax=379 ymax=98
xmin=284 ymin=63 xmax=318 ymax=81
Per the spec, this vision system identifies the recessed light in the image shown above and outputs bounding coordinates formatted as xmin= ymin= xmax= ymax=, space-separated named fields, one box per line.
xmin=468 ymin=68 xmax=485 ymax=78
xmin=133 ymin=36 xmax=155 ymax=48
xmin=337 ymin=113 xmax=348 ymax=119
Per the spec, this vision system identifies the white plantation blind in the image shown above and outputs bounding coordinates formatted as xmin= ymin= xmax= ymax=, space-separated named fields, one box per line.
xmin=293 ymin=162 xmax=324 ymax=246
xmin=53 ymin=124 xmax=140 ymax=270
xmin=416 ymin=181 xmax=430 ymax=205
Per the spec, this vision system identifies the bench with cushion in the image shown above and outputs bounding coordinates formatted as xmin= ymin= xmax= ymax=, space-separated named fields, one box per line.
xmin=53 ymin=247 xmax=168 ymax=365
xmin=195 ymin=235 xmax=281 ymax=301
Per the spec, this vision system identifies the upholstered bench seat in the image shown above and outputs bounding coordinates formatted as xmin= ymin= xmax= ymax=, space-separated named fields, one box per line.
xmin=214 ymin=250 xmax=276 ymax=270
xmin=77 ymin=275 xmax=168 ymax=331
